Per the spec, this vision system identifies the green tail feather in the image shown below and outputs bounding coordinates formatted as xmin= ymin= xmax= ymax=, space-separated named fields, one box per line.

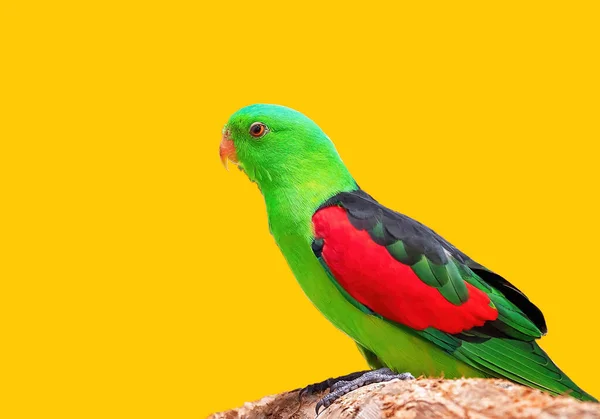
xmin=457 ymin=338 xmax=597 ymax=402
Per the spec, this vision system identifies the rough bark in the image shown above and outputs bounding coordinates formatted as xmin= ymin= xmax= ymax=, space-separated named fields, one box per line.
xmin=208 ymin=378 xmax=599 ymax=419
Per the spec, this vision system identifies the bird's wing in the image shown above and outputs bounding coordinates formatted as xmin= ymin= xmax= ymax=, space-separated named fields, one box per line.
xmin=311 ymin=190 xmax=594 ymax=401
xmin=312 ymin=190 xmax=544 ymax=339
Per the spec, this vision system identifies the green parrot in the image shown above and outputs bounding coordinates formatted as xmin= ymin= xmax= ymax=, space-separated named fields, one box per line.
xmin=219 ymin=104 xmax=596 ymax=411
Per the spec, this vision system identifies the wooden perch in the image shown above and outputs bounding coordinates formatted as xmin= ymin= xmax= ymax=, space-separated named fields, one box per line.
xmin=208 ymin=378 xmax=599 ymax=418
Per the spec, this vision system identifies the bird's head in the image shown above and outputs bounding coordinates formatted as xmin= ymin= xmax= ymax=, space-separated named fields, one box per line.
xmin=220 ymin=104 xmax=346 ymax=190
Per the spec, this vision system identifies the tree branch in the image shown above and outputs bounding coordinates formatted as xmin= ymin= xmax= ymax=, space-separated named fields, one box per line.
xmin=209 ymin=378 xmax=599 ymax=418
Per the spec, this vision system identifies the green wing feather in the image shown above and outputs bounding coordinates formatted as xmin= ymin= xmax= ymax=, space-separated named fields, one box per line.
xmin=354 ymin=206 xmax=543 ymax=340
xmin=372 ymin=217 xmax=542 ymax=340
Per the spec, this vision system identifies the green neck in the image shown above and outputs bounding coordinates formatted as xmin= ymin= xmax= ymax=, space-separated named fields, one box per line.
xmin=260 ymin=157 xmax=357 ymax=243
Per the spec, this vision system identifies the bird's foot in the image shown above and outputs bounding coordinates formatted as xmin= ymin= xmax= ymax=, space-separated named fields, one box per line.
xmin=299 ymin=370 xmax=371 ymax=399
xmin=314 ymin=368 xmax=414 ymax=415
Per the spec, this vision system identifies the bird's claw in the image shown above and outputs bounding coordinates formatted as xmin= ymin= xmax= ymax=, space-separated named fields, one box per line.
xmin=299 ymin=370 xmax=370 ymax=400
xmin=315 ymin=368 xmax=414 ymax=415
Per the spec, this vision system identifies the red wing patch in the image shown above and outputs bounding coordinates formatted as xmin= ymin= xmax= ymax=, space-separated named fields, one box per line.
xmin=312 ymin=206 xmax=498 ymax=334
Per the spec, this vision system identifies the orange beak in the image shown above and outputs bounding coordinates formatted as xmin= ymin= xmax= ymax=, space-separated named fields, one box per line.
xmin=219 ymin=129 xmax=238 ymax=170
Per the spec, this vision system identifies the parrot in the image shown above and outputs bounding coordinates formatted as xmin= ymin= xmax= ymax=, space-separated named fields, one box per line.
xmin=219 ymin=104 xmax=596 ymax=412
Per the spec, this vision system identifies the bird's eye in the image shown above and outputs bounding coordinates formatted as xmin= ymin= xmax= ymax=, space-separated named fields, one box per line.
xmin=249 ymin=122 xmax=268 ymax=138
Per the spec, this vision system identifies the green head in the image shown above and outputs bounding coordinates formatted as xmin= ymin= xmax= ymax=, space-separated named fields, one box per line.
xmin=220 ymin=104 xmax=355 ymax=194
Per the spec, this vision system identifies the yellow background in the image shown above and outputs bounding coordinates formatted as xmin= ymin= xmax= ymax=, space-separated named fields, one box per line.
xmin=2 ymin=2 xmax=599 ymax=418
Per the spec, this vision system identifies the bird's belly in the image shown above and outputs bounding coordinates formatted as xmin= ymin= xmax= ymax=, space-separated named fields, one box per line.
xmin=279 ymin=243 xmax=484 ymax=379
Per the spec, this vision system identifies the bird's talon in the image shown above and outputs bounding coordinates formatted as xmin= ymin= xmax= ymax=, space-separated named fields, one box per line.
xmin=314 ymin=368 xmax=414 ymax=414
